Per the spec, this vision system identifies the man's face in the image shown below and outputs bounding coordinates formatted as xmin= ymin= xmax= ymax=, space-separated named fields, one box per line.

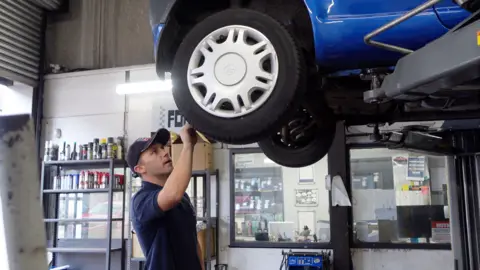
xmin=134 ymin=143 xmax=173 ymax=177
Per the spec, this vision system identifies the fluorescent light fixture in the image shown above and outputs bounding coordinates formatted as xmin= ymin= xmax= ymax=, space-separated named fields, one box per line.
xmin=116 ymin=80 xmax=172 ymax=95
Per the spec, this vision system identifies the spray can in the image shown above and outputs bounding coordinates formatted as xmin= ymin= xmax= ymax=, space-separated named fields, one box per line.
xmin=101 ymin=138 xmax=107 ymax=159
xmin=87 ymin=142 xmax=94 ymax=160
xmin=72 ymin=174 xmax=79 ymax=190
xmin=107 ymin=137 xmax=114 ymax=159
xmin=93 ymin=138 xmax=100 ymax=159
xmin=66 ymin=144 xmax=71 ymax=161
xmin=84 ymin=144 xmax=89 ymax=160
xmin=79 ymin=171 xmax=85 ymax=189
xmin=100 ymin=173 xmax=106 ymax=189
xmin=52 ymin=175 xmax=59 ymax=190
xmin=116 ymin=137 xmax=123 ymax=160
xmin=89 ymin=172 xmax=95 ymax=189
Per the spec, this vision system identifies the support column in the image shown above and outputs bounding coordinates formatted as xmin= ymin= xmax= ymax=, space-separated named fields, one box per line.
xmin=328 ymin=121 xmax=352 ymax=270
xmin=0 ymin=114 xmax=48 ymax=270
xmin=446 ymin=156 xmax=465 ymax=270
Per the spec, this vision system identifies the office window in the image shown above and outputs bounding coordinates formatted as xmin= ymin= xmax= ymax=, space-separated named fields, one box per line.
xmin=350 ymin=148 xmax=450 ymax=244
xmin=231 ymin=151 xmax=330 ymax=245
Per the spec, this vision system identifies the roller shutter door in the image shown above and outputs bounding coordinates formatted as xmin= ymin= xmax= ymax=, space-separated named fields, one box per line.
xmin=0 ymin=1 xmax=42 ymax=86
xmin=0 ymin=0 xmax=61 ymax=87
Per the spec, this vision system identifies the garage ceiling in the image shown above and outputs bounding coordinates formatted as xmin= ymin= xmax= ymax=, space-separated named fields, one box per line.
xmin=0 ymin=0 xmax=62 ymax=87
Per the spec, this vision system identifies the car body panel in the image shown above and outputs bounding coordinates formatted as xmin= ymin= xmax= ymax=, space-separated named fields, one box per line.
xmin=433 ymin=2 xmax=470 ymax=28
xmin=303 ymin=0 xmax=468 ymax=71
xmin=149 ymin=0 xmax=469 ymax=75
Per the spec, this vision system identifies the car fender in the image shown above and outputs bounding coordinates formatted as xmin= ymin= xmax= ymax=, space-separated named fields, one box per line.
xmin=150 ymin=0 xmax=178 ymax=79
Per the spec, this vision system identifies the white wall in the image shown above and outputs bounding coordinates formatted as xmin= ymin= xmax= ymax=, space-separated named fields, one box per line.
xmin=0 ymin=83 xmax=33 ymax=116
xmin=42 ymin=65 xmax=453 ymax=270
xmin=352 ymin=249 xmax=453 ymax=270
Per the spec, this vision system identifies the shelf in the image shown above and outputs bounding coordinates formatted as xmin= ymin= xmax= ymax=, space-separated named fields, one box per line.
xmin=235 ymin=190 xmax=283 ymax=196
xmin=131 ymin=257 xmax=146 ymax=262
xmin=47 ymin=247 xmax=121 ymax=253
xmin=235 ymin=209 xmax=281 ymax=215
xmin=43 ymin=159 xmax=126 ymax=169
xmin=43 ymin=188 xmax=123 ymax=194
xmin=44 ymin=218 xmax=123 ymax=223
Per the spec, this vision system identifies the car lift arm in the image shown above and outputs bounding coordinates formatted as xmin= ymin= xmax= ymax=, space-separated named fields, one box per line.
xmin=364 ymin=4 xmax=480 ymax=103
xmin=364 ymin=0 xmax=441 ymax=55
xmin=369 ymin=124 xmax=457 ymax=155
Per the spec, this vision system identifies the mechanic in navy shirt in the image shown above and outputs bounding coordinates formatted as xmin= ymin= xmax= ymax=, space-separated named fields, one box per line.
xmin=127 ymin=124 xmax=203 ymax=270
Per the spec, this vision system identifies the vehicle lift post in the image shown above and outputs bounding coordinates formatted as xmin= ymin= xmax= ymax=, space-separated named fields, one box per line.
xmin=0 ymin=114 xmax=49 ymax=270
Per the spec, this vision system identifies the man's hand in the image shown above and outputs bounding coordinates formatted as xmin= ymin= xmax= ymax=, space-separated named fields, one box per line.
xmin=180 ymin=123 xmax=197 ymax=146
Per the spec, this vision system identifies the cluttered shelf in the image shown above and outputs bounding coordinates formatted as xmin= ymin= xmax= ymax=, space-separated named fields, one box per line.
xmin=44 ymin=159 xmax=126 ymax=169
xmin=47 ymin=247 xmax=122 ymax=253
xmin=43 ymin=188 xmax=123 ymax=194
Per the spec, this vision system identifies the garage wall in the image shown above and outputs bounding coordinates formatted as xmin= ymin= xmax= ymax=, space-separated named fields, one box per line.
xmin=46 ymin=0 xmax=153 ymax=71
xmin=42 ymin=65 xmax=453 ymax=270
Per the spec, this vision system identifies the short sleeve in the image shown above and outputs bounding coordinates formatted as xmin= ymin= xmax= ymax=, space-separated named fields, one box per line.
xmin=132 ymin=190 xmax=165 ymax=223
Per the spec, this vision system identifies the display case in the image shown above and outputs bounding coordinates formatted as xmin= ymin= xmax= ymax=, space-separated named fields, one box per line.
xmin=229 ymin=148 xmax=331 ymax=249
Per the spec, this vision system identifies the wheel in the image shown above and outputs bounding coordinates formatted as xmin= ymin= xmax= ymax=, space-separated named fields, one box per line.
xmin=258 ymin=91 xmax=336 ymax=168
xmin=171 ymin=8 xmax=306 ymax=144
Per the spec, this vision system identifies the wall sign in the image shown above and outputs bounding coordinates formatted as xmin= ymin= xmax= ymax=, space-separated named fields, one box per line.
xmin=151 ymin=98 xmax=185 ymax=134
xmin=298 ymin=166 xmax=315 ymax=185
xmin=295 ymin=189 xmax=318 ymax=207
xmin=431 ymin=221 xmax=450 ymax=243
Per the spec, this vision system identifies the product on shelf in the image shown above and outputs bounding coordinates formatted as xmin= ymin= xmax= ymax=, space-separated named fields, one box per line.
xmin=51 ymin=170 xmax=125 ymax=190
xmin=43 ymin=136 xmax=125 ymax=161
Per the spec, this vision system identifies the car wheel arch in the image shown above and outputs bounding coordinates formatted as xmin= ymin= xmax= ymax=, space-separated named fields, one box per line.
xmin=155 ymin=0 xmax=316 ymax=78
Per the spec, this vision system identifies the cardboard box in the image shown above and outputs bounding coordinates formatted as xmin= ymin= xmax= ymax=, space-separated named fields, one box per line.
xmin=171 ymin=131 xmax=213 ymax=171
xmin=132 ymin=232 xmax=145 ymax=259
xmin=197 ymin=227 xmax=216 ymax=260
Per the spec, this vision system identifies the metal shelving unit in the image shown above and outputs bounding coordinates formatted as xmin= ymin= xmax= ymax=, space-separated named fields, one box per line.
xmin=41 ymin=159 xmax=127 ymax=270
xmin=126 ymin=169 xmax=220 ymax=270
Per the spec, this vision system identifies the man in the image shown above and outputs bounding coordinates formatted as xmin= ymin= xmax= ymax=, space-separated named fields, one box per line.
xmin=127 ymin=124 xmax=204 ymax=270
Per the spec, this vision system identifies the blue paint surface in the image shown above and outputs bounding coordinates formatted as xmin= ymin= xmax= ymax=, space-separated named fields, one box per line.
xmin=150 ymin=0 xmax=469 ymax=75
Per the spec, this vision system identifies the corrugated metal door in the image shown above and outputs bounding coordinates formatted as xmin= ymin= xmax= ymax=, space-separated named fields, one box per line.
xmin=0 ymin=1 xmax=43 ymax=87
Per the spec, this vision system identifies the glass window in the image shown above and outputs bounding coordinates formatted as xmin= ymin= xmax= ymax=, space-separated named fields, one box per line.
xmin=350 ymin=148 xmax=451 ymax=244
xmin=232 ymin=151 xmax=330 ymax=244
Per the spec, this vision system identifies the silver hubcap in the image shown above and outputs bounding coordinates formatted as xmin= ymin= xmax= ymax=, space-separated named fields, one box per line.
xmin=187 ymin=25 xmax=279 ymax=118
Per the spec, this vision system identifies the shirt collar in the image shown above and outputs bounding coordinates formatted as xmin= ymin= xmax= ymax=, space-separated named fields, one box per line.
xmin=141 ymin=180 xmax=163 ymax=190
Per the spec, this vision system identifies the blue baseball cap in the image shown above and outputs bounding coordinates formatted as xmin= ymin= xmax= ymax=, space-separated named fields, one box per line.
xmin=126 ymin=128 xmax=170 ymax=176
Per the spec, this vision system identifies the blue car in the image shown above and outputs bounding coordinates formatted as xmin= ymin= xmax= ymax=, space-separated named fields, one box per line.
xmin=149 ymin=0 xmax=472 ymax=167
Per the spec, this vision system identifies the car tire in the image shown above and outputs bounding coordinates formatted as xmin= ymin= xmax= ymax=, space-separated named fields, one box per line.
xmin=258 ymin=90 xmax=336 ymax=168
xmin=171 ymin=8 xmax=306 ymax=144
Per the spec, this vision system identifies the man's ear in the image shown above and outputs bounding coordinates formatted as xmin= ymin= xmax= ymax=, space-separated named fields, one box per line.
xmin=134 ymin=164 xmax=145 ymax=175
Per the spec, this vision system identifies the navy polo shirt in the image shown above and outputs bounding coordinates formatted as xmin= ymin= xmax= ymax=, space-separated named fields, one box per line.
xmin=131 ymin=181 xmax=201 ymax=270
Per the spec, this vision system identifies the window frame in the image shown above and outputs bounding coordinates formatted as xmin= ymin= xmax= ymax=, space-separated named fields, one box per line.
xmin=348 ymin=145 xmax=452 ymax=250
xmin=228 ymin=147 xmax=332 ymax=249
